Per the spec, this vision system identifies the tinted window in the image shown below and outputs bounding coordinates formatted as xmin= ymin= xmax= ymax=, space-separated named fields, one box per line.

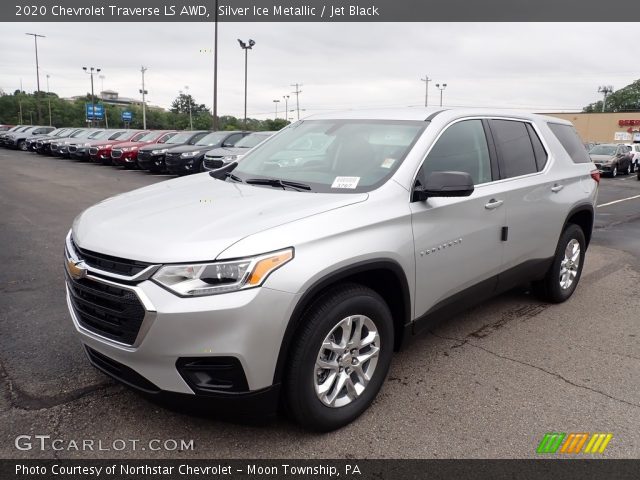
xmin=526 ymin=124 xmax=548 ymax=171
xmin=548 ymin=123 xmax=592 ymax=164
xmin=419 ymin=119 xmax=492 ymax=185
xmin=489 ymin=120 xmax=538 ymax=178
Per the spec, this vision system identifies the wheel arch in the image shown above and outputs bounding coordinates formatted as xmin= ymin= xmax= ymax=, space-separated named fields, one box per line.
xmin=563 ymin=203 xmax=594 ymax=248
xmin=272 ymin=259 xmax=411 ymax=385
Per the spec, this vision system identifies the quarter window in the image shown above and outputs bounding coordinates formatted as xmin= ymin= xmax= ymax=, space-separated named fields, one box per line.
xmin=489 ymin=120 xmax=538 ymax=178
xmin=418 ymin=119 xmax=492 ymax=185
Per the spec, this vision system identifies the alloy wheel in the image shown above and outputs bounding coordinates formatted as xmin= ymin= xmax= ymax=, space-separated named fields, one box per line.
xmin=559 ymin=239 xmax=580 ymax=290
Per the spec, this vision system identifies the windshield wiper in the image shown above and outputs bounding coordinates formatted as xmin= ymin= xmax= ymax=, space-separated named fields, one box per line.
xmin=245 ymin=178 xmax=312 ymax=191
xmin=225 ymin=172 xmax=243 ymax=182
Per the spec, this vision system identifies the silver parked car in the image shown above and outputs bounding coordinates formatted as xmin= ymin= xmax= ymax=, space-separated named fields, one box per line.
xmin=64 ymin=108 xmax=598 ymax=430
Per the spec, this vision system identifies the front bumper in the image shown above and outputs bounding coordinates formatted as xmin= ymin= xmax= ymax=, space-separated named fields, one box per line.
xmin=165 ymin=155 xmax=199 ymax=174
xmin=112 ymin=150 xmax=138 ymax=166
xmin=64 ymin=235 xmax=299 ymax=403
xmin=137 ymin=152 xmax=166 ymax=172
xmin=70 ymin=147 xmax=90 ymax=160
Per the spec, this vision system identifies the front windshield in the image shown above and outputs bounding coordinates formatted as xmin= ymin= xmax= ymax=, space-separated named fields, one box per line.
xmin=232 ymin=120 xmax=426 ymax=193
xmin=70 ymin=129 xmax=87 ymax=138
xmin=166 ymin=132 xmax=194 ymax=144
xmin=195 ymin=132 xmax=229 ymax=146
xmin=589 ymin=145 xmax=616 ymax=155
xmin=234 ymin=132 xmax=274 ymax=148
xmin=138 ymin=131 xmax=167 ymax=142
xmin=87 ymin=130 xmax=106 ymax=139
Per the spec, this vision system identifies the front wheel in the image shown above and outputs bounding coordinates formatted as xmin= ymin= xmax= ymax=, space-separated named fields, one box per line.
xmin=18 ymin=140 xmax=27 ymax=151
xmin=610 ymin=166 xmax=617 ymax=177
xmin=533 ymin=224 xmax=586 ymax=303
xmin=623 ymin=163 xmax=631 ymax=175
xmin=285 ymin=284 xmax=393 ymax=431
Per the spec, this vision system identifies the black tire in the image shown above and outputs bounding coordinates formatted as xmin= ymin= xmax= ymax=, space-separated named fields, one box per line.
xmin=18 ymin=140 xmax=27 ymax=151
xmin=532 ymin=224 xmax=586 ymax=303
xmin=623 ymin=163 xmax=630 ymax=175
xmin=285 ymin=283 xmax=393 ymax=431
xmin=610 ymin=165 xmax=617 ymax=177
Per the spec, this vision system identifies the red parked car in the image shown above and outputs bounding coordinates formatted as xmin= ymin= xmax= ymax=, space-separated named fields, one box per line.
xmin=89 ymin=130 xmax=149 ymax=165
xmin=110 ymin=130 xmax=177 ymax=169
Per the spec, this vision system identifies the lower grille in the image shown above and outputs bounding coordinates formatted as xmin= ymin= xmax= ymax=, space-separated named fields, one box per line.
xmin=66 ymin=272 xmax=146 ymax=345
xmin=68 ymin=145 xmax=78 ymax=153
xmin=86 ymin=347 xmax=160 ymax=393
xmin=89 ymin=147 xmax=98 ymax=155
xmin=111 ymin=150 xmax=123 ymax=159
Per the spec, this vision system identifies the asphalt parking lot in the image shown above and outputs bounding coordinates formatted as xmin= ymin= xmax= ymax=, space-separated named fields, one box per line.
xmin=1 ymin=149 xmax=639 ymax=459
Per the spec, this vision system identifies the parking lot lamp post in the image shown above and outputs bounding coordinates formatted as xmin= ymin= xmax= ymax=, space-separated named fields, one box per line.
xmin=46 ymin=74 xmax=52 ymax=126
xmin=436 ymin=83 xmax=447 ymax=107
xmin=83 ymin=66 xmax=100 ymax=127
xmin=237 ymin=39 xmax=255 ymax=129
xmin=283 ymin=95 xmax=289 ymax=122
xmin=26 ymin=33 xmax=45 ymax=124
xmin=273 ymin=99 xmax=280 ymax=119
xmin=185 ymin=85 xmax=193 ymax=130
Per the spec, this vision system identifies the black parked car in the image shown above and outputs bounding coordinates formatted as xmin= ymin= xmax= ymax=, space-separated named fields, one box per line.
xmin=164 ymin=131 xmax=250 ymax=175
xmin=136 ymin=130 xmax=209 ymax=173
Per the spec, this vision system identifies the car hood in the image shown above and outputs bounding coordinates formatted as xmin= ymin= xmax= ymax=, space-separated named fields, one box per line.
xmin=590 ymin=154 xmax=615 ymax=162
xmin=114 ymin=140 xmax=155 ymax=149
xmin=205 ymin=146 xmax=248 ymax=157
xmin=73 ymin=173 xmax=368 ymax=263
xmin=165 ymin=144 xmax=219 ymax=154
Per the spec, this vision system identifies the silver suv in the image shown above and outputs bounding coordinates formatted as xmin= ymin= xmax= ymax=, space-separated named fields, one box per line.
xmin=64 ymin=108 xmax=598 ymax=431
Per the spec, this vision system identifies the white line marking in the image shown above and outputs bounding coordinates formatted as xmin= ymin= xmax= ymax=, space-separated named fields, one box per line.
xmin=597 ymin=194 xmax=640 ymax=208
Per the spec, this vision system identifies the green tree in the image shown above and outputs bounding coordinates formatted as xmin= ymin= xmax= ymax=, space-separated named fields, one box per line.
xmin=583 ymin=80 xmax=640 ymax=112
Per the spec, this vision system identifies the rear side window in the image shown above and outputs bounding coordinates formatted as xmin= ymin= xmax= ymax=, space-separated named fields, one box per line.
xmin=489 ymin=120 xmax=538 ymax=178
xmin=526 ymin=124 xmax=548 ymax=171
xmin=547 ymin=123 xmax=591 ymax=164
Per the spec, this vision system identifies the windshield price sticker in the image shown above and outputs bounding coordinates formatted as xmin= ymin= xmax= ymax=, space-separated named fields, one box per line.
xmin=331 ymin=176 xmax=360 ymax=189
xmin=380 ymin=158 xmax=396 ymax=169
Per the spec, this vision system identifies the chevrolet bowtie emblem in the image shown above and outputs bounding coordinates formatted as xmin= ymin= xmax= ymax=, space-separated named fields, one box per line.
xmin=66 ymin=259 xmax=87 ymax=280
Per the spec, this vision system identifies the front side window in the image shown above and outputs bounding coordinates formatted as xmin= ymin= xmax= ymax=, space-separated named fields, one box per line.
xmin=233 ymin=120 xmax=426 ymax=193
xmin=417 ymin=119 xmax=492 ymax=186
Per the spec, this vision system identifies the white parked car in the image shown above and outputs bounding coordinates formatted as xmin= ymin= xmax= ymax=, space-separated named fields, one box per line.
xmin=624 ymin=144 xmax=640 ymax=172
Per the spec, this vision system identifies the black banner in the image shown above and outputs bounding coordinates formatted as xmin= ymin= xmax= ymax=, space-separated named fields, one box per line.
xmin=3 ymin=0 xmax=639 ymax=22
xmin=3 ymin=459 xmax=640 ymax=480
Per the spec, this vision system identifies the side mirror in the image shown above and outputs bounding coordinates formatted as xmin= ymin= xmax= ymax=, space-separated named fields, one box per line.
xmin=412 ymin=171 xmax=475 ymax=202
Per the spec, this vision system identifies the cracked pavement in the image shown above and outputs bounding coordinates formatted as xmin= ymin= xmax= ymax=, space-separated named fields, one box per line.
xmin=1 ymin=150 xmax=639 ymax=459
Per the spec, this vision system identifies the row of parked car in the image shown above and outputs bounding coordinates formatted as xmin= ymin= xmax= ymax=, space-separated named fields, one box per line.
xmin=0 ymin=125 xmax=276 ymax=175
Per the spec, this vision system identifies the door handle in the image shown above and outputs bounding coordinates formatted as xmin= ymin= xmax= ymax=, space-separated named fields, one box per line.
xmin=551 ymin=184 xmax=564 ymax=193
xmin=484 ymin=199 xmax=504 ymax=210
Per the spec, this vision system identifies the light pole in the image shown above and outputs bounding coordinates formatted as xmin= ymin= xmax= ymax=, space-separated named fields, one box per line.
xmin=140 ymin=66 xmax=148 ymax=130
xmin=283 ymin=95 xmax=290 ymax=122
xmin=421 ymin=75 xmax=431 ymax=107
xmin=212 ymin=0 xmax=219 ymax=130
xmin=46 ymin=74 xmax=52 ymax=126
xmin=82 ymin=66 xmax=101 ymax=127
xmin=99 ymin=75 xmax=105 ymax=97
xmin=26 ymin=33 xmax=45 ymax=124
xmin=185 ymin=85 xmax=193 ymax=129
xmin=273 ymin=99 xmax=280 ymax=119
xmin=237 ymin=39 xmax=255 ymax=129
xmin=436 ymin=83 xmax=447 ymax=107
xmin=597 ymin=85 xmax=613 ymax=113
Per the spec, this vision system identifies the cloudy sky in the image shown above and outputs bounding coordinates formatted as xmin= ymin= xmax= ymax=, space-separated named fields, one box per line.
xmin=1 ymin=22 xmax=637 ymax=119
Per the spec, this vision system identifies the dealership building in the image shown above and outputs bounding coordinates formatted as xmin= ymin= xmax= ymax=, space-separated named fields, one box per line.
xmin=545 ymin=112 xmax=640 ymax=144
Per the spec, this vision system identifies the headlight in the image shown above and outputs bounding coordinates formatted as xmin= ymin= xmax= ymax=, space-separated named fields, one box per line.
xmin=222 ymin=155 xmax=238 ymax=162
xmin=152 ymin=248 xmax=293 ymax=297
xmin=151 ymin=148 xmax=168 ymax=155
xmin=83 ymin=142 xmax=91 ymax=147
xmin=103 ymin=144 xmax=112 ymax=149
xmin=181 ymin=151 xmax=200 ymax=158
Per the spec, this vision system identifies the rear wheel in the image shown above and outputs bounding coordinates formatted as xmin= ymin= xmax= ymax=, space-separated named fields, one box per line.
xmin=533 ymin=224 xmax=586 ymax=303
xmin=285 ymin=284 xmax=393 ymax=431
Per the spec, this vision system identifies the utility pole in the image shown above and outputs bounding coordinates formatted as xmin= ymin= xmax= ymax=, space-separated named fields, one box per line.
xmin=420 ymin=75 xmax=431 ymax=107
xmin=46 ymin=74 xmax=52 ymax=126
xmin=26 ymin=33 xmax=45 ymax=124
xmin=273 ymin=99 xmax=280 ymax=119
xmin=140 ymin=66 xmax=148 ymax=129
xmin=291 ymin=83 xmax=302 ymax=120
xmin=597 ymin=85 xmax=613 ymax=113
xmin=212 ymin=0 xmax=219 ymax=130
